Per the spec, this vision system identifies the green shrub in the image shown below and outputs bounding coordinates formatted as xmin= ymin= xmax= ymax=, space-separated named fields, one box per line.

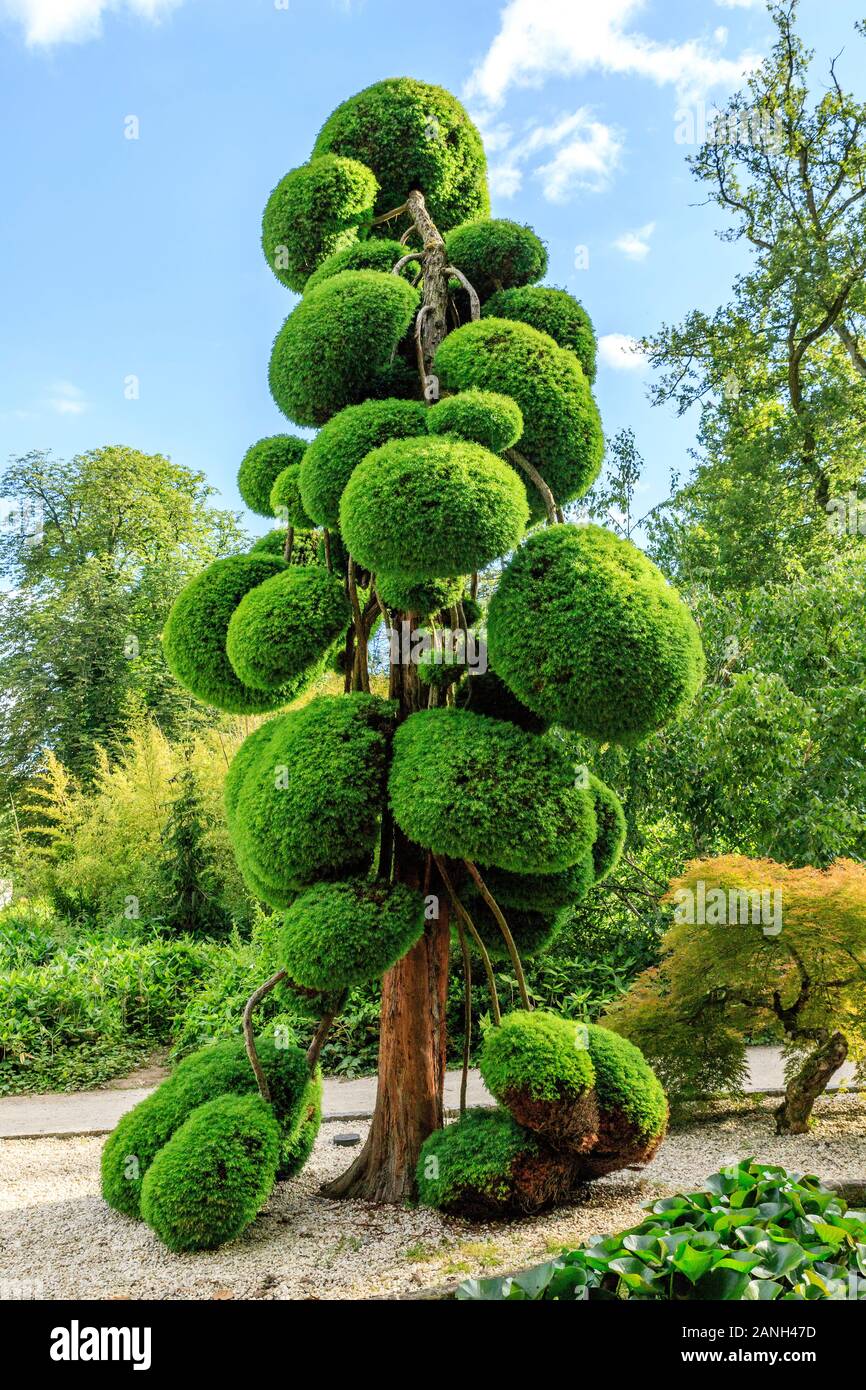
xmin=582 ymin=1023 xmax=668 ymax=1172
xmin=269 ymin=464 xmax=314 ymax=530
xmin=303 ymin=238 xmax=409 ymax=293
xmin=162 ymin=554 xmax=315 ymax=714
xmin=279 ymin=877 xmax=426 ymax=990
xmin=427 ymin=390 xmax=523 ymax=453
xmin=340 ymin=436 xmax=528 ymax=578
xmin=455 ymin=668 xmax=548 ymax=734
xmin=279 ymin=1068 xmax=322 ymax=1178
xmin=388 ymin=708 xmax=597 ymax=874
xmin=299 ymin=398 xmax=427 ymax=528
xmin=456 ymin=1161 xmax=863 ymax=1301
xmin=480 ymin=1010 xmax=595 ymax=1103
xmin=226 ymin=566 xmax=349 ymax=692
xmin=445 ymin=219 xmax=547 ymax=301
xmin=376 ymin=572 xmax=464 ymax=616
xmin=238 ymin=436 xmax=307 ymax=517
xmin=588 ymin=775 xmax=626 ymax=881
xmin=0 ymin=899 xmax=60 ymax=968
xmin=435 ymin=318 xmax=603 ymax=513
xmin=484 ymin=287 xmax=596 ymax=383
xmin=226 ymin=693 xmax=394 ymax=893
xmin=488 ymin=524 xmax=705 ymax=743
xmin=249 ymin=529 xmax=290 ymax=559
xmin=416 ymin=1107 xmax=538 ymax=1216
xmin=141 ymin=1093 xmax=281 ymax=1251
xmin=312 ymin=77 xmax=489 ymax=231
xmin=101 ymin=1033 xmax=309 ymax=1218
xmin=261 ymin=155 xmax=378 ymax=292
xmin=269 ymin=271 xmax=420 ymax=427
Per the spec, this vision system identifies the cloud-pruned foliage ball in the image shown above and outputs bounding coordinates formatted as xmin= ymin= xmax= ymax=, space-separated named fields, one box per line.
xmin=455 ymin=667 xmax=548 ymax=734
xmin=303 ymin=238 xmax=410 ymax=294
xmin=388 ymin=708 xmax=597 ymax=874
xmin=588 ymin=775 xmax=626 ymax=882
xmin=460 ymin=899 xmax=565 ymax=961
xmin=300 ymin=398 xmax=427 ymax=529
xmin=484 ymin=286 xmax=597 ymax=384
xmin=444 ymin=219 xmax=547 ymax=302
xmin=427 ymin=389 xmax=523 ymax=454
xmin=238 ymin=435 xmax=308 ymax=517
xmin=415 ymin=1107 xmax=539 ymax=1218
xmin=279 ymin=1069 xmax=322 ymax=1179
xmin=140 ymin=1094 xmax=281 ymax=1252
xmin=480 ymin=1010 xmax=595 ymax=1105
xmin=312 ymin=77 xmax=489 ymax=232
xmin=578 ymin=1025 xmax=668 ymax=1177
xmin=480 ymin=1010 xmax=599 ymax=1153
xmin=101 ymin=1035 xmax=309 ymax=1219
xmin=249 ymin=530 xmax=290 ymax=559
xmin=279 ymin=877 xmax=426 ymax=990
xmin=261 ymin=155 xmax=379 ymax=293
xmin=340 ymin=436 xmax=529 ymax=578
xmin=376 ymin=571 xmax=464 ymax=616
xmin=488 ymin=524 xmax=705 ymax=743
xmin=269 ymin=271 xmax=420 ymax=427
xmin=269 ymin=464 xmax=315 ymax=530
xmin=162 ymin=555 xmax=313 ymax=714
xmin=434 ymin=318 xmax=603 ymax=511
xmin=468 ymin=858 xmax=595 ymax=915
xmin=226 ymin=693 xmax=394 ymax=893
xmin=226 ymin=566 xmax=349 ymax=692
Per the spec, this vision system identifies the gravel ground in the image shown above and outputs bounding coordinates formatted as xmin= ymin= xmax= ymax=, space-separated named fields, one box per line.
xmin=2 ymin=1094 xmax=865 ymax=1301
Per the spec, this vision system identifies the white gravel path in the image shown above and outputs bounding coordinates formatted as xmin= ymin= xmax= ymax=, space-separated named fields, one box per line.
xmin=2 ymin=1095 xmax=865 ymax=1301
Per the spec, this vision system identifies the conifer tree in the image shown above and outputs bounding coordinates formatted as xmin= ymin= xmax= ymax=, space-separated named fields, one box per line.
xmin=104 ymin=77 xmax=704 ymax=1246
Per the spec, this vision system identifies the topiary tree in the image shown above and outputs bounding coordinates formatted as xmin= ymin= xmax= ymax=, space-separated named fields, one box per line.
xmin=104 ymin=75 xmax=704 ymax=1238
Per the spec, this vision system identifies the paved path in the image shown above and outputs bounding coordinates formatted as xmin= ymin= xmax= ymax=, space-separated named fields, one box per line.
xmin=0 ymin=1047 xmax=859 ymax=1140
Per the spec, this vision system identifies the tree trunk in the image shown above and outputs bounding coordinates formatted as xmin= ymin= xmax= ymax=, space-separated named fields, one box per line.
xmin=320 ymin=881 xmax=450 ymax=1203
xmin=774 ymin=1031 xmax=848 ymax=1134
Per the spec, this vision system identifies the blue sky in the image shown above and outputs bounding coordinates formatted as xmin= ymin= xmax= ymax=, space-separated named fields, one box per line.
xmin=1 ymin=0 xmax=863 ymax=537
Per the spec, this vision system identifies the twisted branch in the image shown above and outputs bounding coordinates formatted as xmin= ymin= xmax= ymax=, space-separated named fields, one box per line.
xmin=463 ymin=860 xmax=531 ymax=1011
xmin=505 ymin=448 xmax=558 ymax=525
xmin=434 ymin=855 xmax=501 ymax=1025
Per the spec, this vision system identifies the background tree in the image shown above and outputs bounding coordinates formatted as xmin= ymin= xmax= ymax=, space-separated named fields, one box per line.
xmin=0 ymin=446 xmax=243 ymax=802
xmin=605 ymin=855 xmax=866 ymax=1133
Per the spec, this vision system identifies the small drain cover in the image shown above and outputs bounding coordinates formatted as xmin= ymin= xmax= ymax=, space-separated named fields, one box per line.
xmin=333 ymin=1132 xmax=362 ymax=1147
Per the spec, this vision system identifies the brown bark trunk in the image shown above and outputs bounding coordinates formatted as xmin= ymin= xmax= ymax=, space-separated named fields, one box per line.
xmin=320 ymin=859 xmax=450 ymax=1203
xmin=774 ymin=1031 xmax=848 ymax=1134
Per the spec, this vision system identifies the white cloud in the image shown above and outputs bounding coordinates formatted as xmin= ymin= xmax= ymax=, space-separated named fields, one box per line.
xmin=478 ymin=107 xmax=624 ymax=201
xmin=47 ymin=381 xmax=88 ymax=415
xmin=466 ymin=0 xmax=761 ymax=108
xmin=1 ymin=0 xmax=182 ymax=46
xmin=597 ymin=333 xmax=648 ymax=371
xmin=613 ymin=220 xmax=655 ymax=260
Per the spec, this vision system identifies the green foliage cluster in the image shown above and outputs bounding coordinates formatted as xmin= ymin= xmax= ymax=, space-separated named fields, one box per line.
xmin=162 ymin=555 xmax=303 ymax=714
xmin=226 ymin=694 xmax=394 ymax=899
xmin=303 ymin=238 xmax=409 ymax=293
xmin=376 ymin=572 xmax=464 ymax=616
xmin=226 ymin=566 xmax=349 ymax=693
xmin=279 ymin=876 xmax=426 ymax=990
xmin=312 ymin=77 xmax=489 ymax=231
xmin=488 ymin=525 xmax=705 ymax=743
xmin=415 ymin=1106 xmax=538 ymax=1214
xmin=586 ymin=1022 xmax=667 ymax=1146
xmin=388 ymin=708 xmax=596 ymax=873
xmin=141 ymin=1093 xmax=281 ymax=1252
xmin=459 ymin=900 xmax=564 ymax=962
xmin=457 ymin=1161 xmax=866 ymax=1301
xmin=101 ymin=1032 xmax=309 ymax=1218
xmin=261 ymin=155 xmax=379 ymax=293
xmin=455 ymin=668 xmax=548 ymax=734
xmin=434 ymin=319 xmax=603 ymax=511
xmin=480 ymin=1010 xmax=595 ymax=1103
xmin=484 ymin=286 xmax=596 ymax=383
xmin=427 ymin=390 xmax=523 ymax=453
xmin=340 ymin=436 xmax=528 ymax=578
xmin=587 ymin=775 xmax=626 ymax=881
xmin=269 ymin=464 xmax=314 ymax=531
xmin=269 ymin=271 xmax=420 ymax=427
xmin=238 ymin=436 xmax=307 ymax=517
xmin=445 ymin=219 xmax=547 ymax=301
xmin=300 ymin=398 xmax=427 ymax=529
xmin=468 ymin=860 xmax=594 ymax=916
